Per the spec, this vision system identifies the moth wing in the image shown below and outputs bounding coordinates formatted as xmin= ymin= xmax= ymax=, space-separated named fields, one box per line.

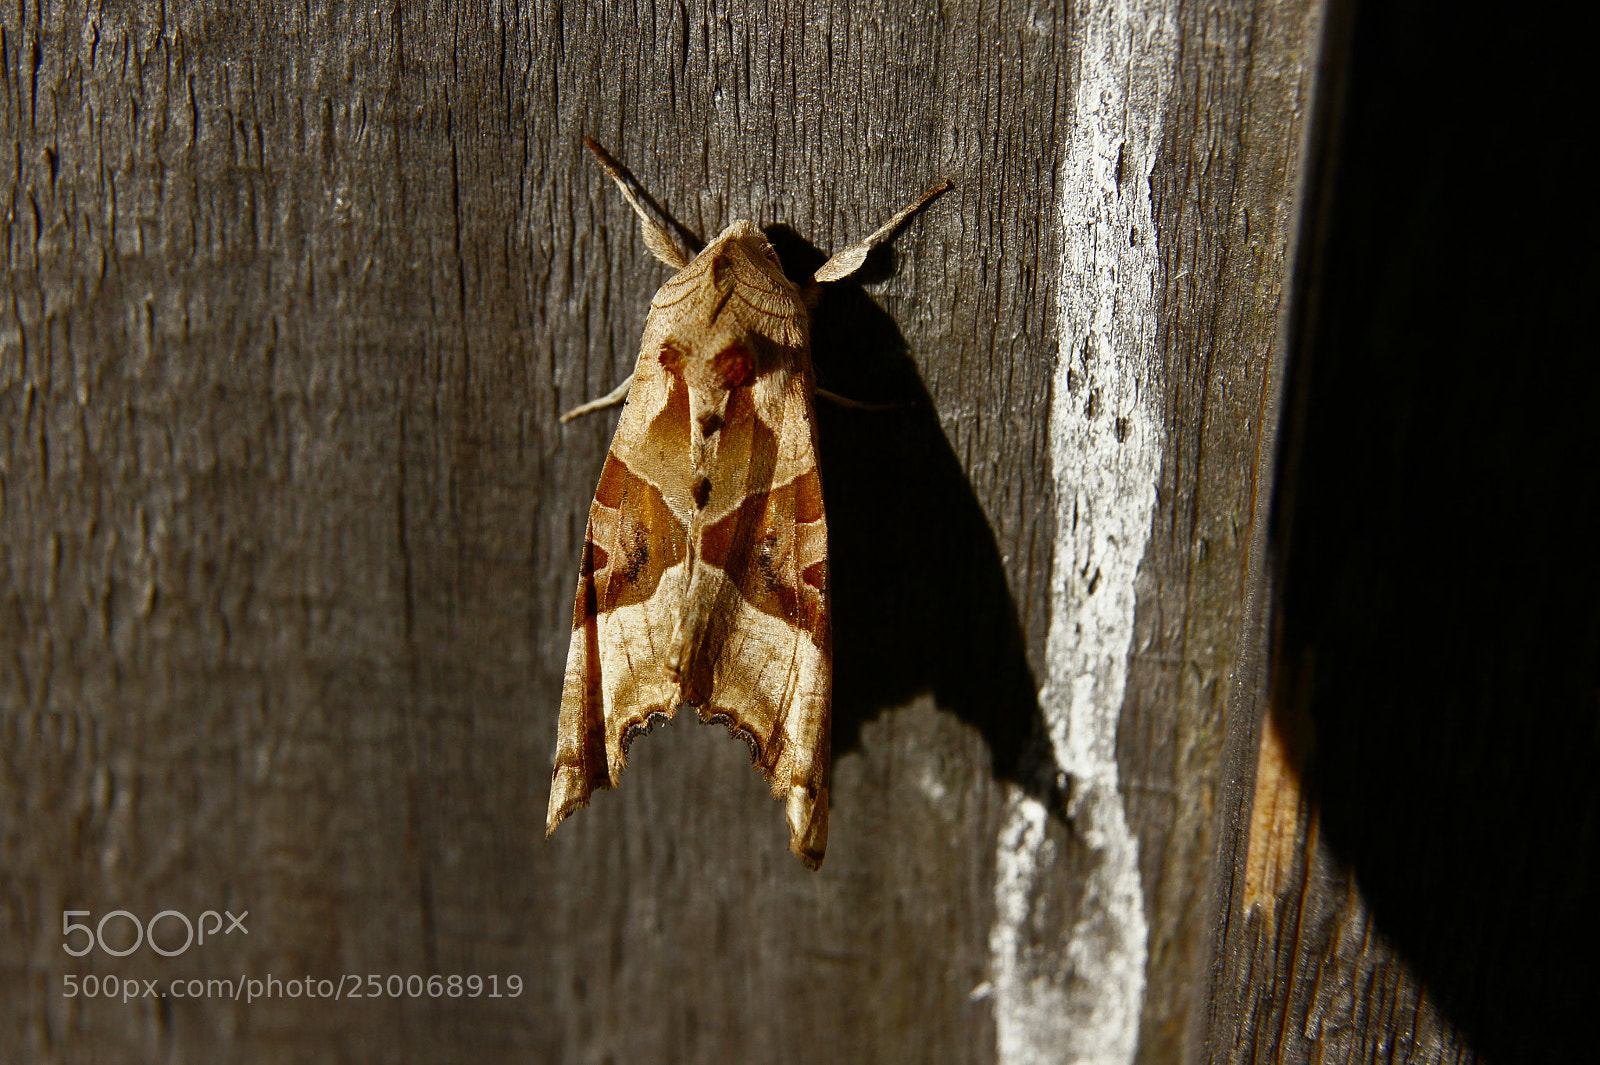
xmin=547 ymin=359 xmax=694 ymax=834
xmin=693 ymin=374 xmax=832 ymax=867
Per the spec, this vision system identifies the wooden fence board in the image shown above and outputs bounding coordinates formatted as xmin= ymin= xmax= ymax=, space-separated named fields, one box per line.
xmin=0 ymin=0 xmax=1351 ymax=1061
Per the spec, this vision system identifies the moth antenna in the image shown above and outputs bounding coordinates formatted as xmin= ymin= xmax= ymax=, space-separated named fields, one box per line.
xmin=814 ymin=387 xmax=898 ymax=412
xmin=813 ymin=179 xmax=953 ymax=284
xmin=560 ymin=373 xmax=635 ymax=423
xmin=583 ymin=137 xmax=699 ymax=269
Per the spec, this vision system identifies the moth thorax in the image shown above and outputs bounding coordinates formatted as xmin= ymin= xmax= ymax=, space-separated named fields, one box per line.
xmin=710 ymin=342 xmax=752 ymax=388
xmin=658 ymin=339 xmax=753 ymax=390
xmin=663 ymin=340 xmax=750 ymax=444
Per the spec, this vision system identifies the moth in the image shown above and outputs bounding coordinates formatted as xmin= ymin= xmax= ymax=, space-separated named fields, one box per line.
xmin=547 ymin=137 xmax=949 ymax=868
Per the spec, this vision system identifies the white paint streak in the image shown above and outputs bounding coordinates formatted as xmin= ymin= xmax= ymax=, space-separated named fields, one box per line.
xmin=990 ymin=2 xmax=1177 ymax=1063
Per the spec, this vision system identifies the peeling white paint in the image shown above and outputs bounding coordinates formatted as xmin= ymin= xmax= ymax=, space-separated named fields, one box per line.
xmin=990 ymin=2 xmax=1177 ymax=1063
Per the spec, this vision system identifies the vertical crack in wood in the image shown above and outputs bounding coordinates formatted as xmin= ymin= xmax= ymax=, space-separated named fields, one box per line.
xmin=989 ymin=1 xmax=1177 ymax=1062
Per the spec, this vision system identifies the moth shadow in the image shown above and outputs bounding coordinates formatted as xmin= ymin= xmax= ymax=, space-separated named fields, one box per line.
xmin=766 ymin=225 xmax=1062 ymax=811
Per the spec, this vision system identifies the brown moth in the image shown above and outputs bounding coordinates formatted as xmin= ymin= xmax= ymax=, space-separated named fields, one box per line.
xmin=547 ymin=137 xmax=949 ymax=867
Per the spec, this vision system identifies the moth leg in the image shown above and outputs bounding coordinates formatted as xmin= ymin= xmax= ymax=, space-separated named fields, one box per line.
xmin=583 ymin=137 xmax=694 ymax=270
xmin=815 ymin=387 xmax=896 ymax=412
xmin=813 ymin=179 xmax=953 ymax=284
xmin=560 ymin=374 xmax=635 ymax=422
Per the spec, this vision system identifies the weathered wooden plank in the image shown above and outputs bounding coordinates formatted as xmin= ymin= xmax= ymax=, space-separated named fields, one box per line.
xmin=2 ymin=0 xmax=1326 ymax=1061
xmin=1206 ymin=2 xmax=1600 ymax=1064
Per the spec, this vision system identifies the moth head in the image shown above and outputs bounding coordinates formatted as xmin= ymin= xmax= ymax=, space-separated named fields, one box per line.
xmin=649 ymin=220 xmax=806 ymax=389
xmin=700 ymin=220 xmax=791 ymax=287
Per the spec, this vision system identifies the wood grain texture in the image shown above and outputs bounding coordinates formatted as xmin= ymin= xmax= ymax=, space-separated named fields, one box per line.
xmin=1128 ymin=0 xmax=1330 ymax=1059
xmin=1206 ymin=1 xmax=1600 ymax=1064
xmin=2 ymin=0 xmax=1325 ymax=1061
